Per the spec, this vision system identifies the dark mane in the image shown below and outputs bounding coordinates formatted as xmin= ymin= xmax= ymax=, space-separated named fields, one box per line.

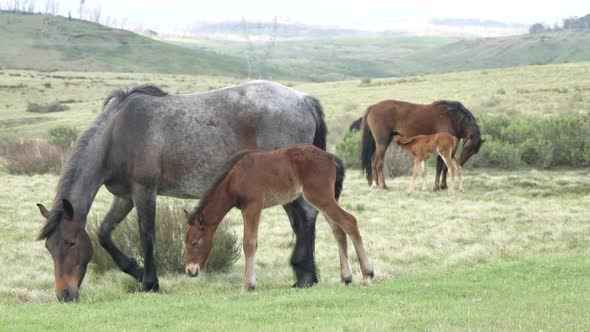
xmin=38 ymin=84 xmax=168 ymax=240
xmin=188 ymin=150 xmax=252 ymax=225
xmin=433 ymin=100 xmax=481 ymax=139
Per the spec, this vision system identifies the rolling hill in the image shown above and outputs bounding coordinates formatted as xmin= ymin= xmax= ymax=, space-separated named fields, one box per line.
xmin=0 ymin=12 xmax=252 ymax=76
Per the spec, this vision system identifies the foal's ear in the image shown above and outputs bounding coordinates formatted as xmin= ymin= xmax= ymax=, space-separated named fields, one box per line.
xmin=61 ymin=199 xmax=74 ymax=220
xmin=36 ymin=203 xmax=50 ymax=219
xmin=183 ymin=209 xmax=191 ymax=221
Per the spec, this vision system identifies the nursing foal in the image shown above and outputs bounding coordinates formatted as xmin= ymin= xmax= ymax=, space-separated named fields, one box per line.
xmin=184 ymin=144 xmax=374 ymax=292
xmin=392 ymin=131 xmax=463 ymax=193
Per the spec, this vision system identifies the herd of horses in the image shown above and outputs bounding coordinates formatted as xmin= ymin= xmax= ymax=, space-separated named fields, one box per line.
xmin=35 ymin=81 xmax=483 ymax=302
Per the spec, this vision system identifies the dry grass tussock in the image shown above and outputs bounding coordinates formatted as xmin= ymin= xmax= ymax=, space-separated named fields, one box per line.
xmin=1 ymin=139 xmax=66 ymax=175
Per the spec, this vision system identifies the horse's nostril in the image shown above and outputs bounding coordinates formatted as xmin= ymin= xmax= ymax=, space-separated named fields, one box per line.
xmin=60 ymin=289 xmax=74 ymax=302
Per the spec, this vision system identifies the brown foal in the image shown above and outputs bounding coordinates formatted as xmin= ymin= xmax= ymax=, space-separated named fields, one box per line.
xmin=184 ymin=144 xmax=374 ymax=292
xmin=391 ymin=131 xmax=464 ymax=193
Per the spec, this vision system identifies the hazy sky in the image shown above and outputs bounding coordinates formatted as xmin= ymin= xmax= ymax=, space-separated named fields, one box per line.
xmin=53 ymin=0 xmax=590 ymax=29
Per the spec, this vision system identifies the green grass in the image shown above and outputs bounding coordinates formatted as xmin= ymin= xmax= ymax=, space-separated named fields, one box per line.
xmin=0 ymin=252 xmax=588 ymax=330
xmin=0 ymin=13 xmax=248 ymax=77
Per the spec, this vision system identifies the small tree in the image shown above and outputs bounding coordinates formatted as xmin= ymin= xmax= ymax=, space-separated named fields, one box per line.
xmin=529 ymin=22 xmax=547 ymax=34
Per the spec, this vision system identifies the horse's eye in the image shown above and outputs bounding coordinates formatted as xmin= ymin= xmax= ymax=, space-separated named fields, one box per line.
xmin=191 ymin=241 xmax=199 ymax=248
xmin=64 ymin=240 xmax=76 ymax=247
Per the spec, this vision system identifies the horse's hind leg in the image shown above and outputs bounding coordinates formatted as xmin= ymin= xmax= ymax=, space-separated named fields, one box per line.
xmin=98 ymin=197 xmax=143 ymax=281
xmin=132 ymin=186 xmax=159 ymax=292
xmin=324 ymin=217 xmax=353 ymax=284
xmin=440 ymin=153 xmax=456 ymax=193
xmin=282 ymin=197 xmax=319 ymax=288
xmin=306 ymin=194 xmax=373 ymax=286
xmin=375 ymin=143 xmax=389 ymax=190
xmin=435 ymin=156 xmax=448 ymax=191
xmin=420 ymin=160 xmax=427 ymax=191
xmin=371 ymin=155 xmax=378 ymax=187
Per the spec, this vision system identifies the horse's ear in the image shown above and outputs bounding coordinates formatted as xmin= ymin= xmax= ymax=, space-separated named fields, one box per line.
xmin=183 ymin=209 xmax=191 ymax=221
xmin=61 ymin=199 xmax=74 ymax=220
xmin=36 ymin=203 xmax=50 ymax=219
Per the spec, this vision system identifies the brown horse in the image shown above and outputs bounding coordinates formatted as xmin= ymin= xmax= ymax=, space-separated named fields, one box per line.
xmin=184 ymin=144 xmax=374 ymax=292
xmin=391 ymin=131 xmax=463 ymax=193
xmin=361 ymin=100 xmax=483 ymax=190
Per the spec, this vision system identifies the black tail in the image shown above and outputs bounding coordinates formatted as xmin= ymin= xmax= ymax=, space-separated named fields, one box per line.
xmin=304 ymin=95 xmax=327 ymax=151
xmin=360 ymin=107 xmax=375 ymax=185
xmin=333 ymin=156 xmax=346 ymax=201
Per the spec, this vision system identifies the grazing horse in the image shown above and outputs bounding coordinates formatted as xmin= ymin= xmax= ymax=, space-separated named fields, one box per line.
xmin=36 ymin=81 xmax=327 ymax=302
xmin=361 ymin=100 xmax=483 ymax=190
xmin=391 ymin=131 xmax=463 ymax=193
xmin=184 ymin=144 xmax=374 ymax=292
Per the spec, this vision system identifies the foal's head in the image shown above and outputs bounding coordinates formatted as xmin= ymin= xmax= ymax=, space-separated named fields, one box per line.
xmin=37 ymin=199 xmax=93 ymax=302
xmin=183 ymin=209 xmax=218 ymax=278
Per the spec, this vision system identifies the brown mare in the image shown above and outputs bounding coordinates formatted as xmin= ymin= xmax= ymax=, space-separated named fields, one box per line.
xmin=391 ymin=131 xmax=463 ymax=193
xmin=184 ymin=144 xmax=374 ymax=292
xmin=361 ymin=100 xmax=483 ymax=190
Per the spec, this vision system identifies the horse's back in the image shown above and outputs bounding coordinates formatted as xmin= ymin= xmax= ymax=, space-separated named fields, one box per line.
xmin=104 ymin=82 xmax=318 ymax=199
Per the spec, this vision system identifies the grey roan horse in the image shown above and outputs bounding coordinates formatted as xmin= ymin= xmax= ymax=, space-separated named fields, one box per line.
xmin=36 ymin=81 xmax=327 ymax=301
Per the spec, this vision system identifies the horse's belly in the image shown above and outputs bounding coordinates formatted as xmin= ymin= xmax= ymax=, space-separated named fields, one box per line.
xmin=263 ymin=187 xmax=302 ymax=208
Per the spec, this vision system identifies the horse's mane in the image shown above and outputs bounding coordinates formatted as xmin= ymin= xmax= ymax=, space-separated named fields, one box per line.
xmin=188 ymin=150 xmax=252 ymax=225
xmin=433 ymin=100 xmax=481 ymax=138
xmin=38 ymin=84 xmax=168 ymax=240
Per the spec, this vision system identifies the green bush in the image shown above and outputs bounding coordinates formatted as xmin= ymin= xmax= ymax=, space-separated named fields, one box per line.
xmin=470 ymin=138 xmax=525 ymax=169
xmin=26 ymin=101 xmax=69 ymax=113
xmin=89 ymin=200 xmax=240 ymax=274
xmin=48 ymin=125 xmax=79 ymax=150
xmin=335 ymin=130 xmax=361 ymax=169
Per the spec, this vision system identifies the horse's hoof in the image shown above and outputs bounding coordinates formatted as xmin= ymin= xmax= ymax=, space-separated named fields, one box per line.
xmin=342 ymin=276 xmax=353 ymax=285
xmin=141 ymin=278 xmax=160 ymax=292
xmin=362 ymin=277 xmax=373 ymax=287
xmin=243 ymin=283 xmax=256 ymax=292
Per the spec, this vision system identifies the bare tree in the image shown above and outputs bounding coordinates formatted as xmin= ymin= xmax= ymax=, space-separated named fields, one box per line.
xmin=241 ymin=16 xmax=278 ymax=79
xmin=90 ymin=5 xmax=100 ymax=23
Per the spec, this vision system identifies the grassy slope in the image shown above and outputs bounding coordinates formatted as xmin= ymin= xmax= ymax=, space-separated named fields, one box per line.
xmin=169 ymin=30 xmax=590 ymax=81
xmin=1 ymin=253 xmax=588 ymax=330
xmin=0 ymin=13 xmax=247 ymax=76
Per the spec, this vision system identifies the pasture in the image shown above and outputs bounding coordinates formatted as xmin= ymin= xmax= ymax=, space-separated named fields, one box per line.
xmin=0 ymin=64 xmax=589 ymax=329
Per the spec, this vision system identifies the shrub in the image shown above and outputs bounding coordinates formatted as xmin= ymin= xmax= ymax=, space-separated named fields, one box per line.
xmin=360 ymin=77 xmax=372 ymax=85
xmin=26 ymin=101 xmax=69 ymax=113
xmin=385 ymin=143 xmax=414 ymax=177
xmin=496 ymin=88 xmax=506 ymax=95
xmin=2 ymin=139 xmax=66 ymax=175
xmin=89 ymin=200 xmax=240 ymax=274
xmin=335 ymin=130 xmax=361 ymax=169
xmin=49 ymin=125 xmax=79 ymax=150
xmin=470 ymin=138 xmax=524 ymax=169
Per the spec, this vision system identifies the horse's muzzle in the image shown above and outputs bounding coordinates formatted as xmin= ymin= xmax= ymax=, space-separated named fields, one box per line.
xmin=57 ymin=288 xmax=79 ymax=303
xmin=185 ymin=264 xmax=200 ymax=278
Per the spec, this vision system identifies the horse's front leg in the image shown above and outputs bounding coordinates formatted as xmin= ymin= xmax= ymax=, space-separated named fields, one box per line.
xmin=283 ymin=197 xmax=319 ymax=288
xmin=434 ymin=156 xmax=447 ymax=191
xmin=98 ymin=197 xmax=143 ymax=281
xmin=132 ymin=186 xmax=159 ymax=292
xmin=241 ymin=203 xmax=262 ymax=292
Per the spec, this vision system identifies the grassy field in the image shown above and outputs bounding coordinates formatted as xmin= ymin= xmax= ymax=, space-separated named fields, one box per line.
xmin=0 ymin=168 xmax=589 ymax=329
xmin=0 ymin=13 xmax=248 ymax=77
xmin=0 ymin=64 xmax=589 ymax=329
xmin=2 ymin=61 xmax=590 ymax=149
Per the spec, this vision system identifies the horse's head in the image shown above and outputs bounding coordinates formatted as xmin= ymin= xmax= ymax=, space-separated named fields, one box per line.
xmin=184 ymin=209 xmax=217 ymax=278
xmin=37 ymin=199 xmax=93 ymax=302
xmin=459 ymin=136 xmax=486 ymax=165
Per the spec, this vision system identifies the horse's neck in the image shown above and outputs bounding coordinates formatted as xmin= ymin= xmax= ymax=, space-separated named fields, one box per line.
xmin=55 ymin=117 xmax=113 ymax=218
xmin=202 ymin=181 xmax=235 ymax=226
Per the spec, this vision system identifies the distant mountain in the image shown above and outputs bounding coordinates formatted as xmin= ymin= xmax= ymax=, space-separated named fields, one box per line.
xmin=0 ymin=12 xmax=248 ymax=76
xmin=430 ymin=18 xmax=527 ymax=29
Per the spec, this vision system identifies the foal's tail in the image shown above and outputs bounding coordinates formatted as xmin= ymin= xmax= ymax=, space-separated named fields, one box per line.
xmin=333 ymin=156 xmax=346 ymax=201
xmin=304 ymin=95 xmax=327 ymax=151
xmin=360 ymin=106 xmax=375 ymax=185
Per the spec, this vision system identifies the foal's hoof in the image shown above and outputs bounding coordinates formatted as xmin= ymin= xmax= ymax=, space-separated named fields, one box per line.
xmin=243 ymin=283 xmax=256 ymax=293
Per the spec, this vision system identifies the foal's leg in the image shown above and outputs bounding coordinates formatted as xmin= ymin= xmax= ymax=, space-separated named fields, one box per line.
xmin=440 ymin=153 xmax=456 ymax=193
xmin=408 ymin=158 xmax=420 ymax=193
xmin=420 ymin=160 xmax=427 ymax=191
xmin=132 ymin=186 xmax=159 ymax=292
xmin=241 ymin=203 xmax=262 ymax=292
xmin=306 ymin=193 xmax=373 ymax=286
xmin=435 ymin=156 xmax=448 ymax=191
xmin=98 ymin=197 xmax=143 ymax=281
xmin=324 ymin=217 xmax=353 ymax=284
xmin=455 ymin=159 xmax=464 ymax=192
